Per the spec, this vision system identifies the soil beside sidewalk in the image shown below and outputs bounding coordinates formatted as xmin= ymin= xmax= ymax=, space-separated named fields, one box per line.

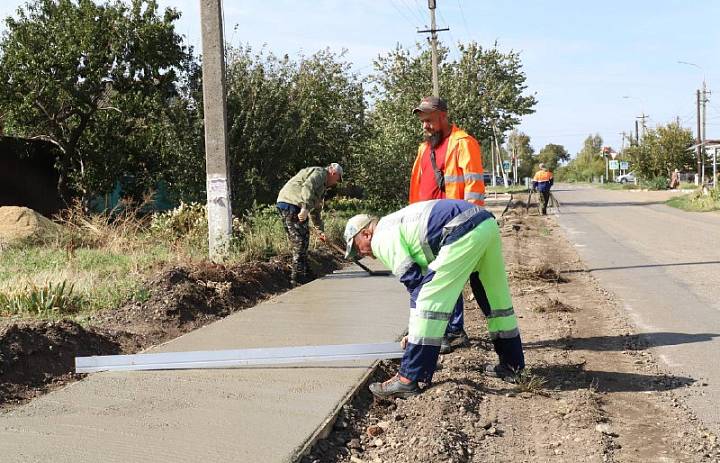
xmin=300 ymin=207 xmax=719 ymax=463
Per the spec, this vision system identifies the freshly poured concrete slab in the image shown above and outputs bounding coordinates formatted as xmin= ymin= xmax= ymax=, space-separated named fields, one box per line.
xmin=0 ymin=264 xmax=409 ymax=463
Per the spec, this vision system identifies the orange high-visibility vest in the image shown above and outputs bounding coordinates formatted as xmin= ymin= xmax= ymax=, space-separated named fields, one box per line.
xmin=533 ymin=170 xmax=553 ymax=182
xmin=409 ymin=125 xmax=485 ymax=206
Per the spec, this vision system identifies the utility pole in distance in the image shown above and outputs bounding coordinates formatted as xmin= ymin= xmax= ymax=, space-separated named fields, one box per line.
xmin=636 ymin=113 xmax=649 ymax=136
xmin=702 ymin=82 xmax=711 ymax=184
xmin=200 ymin=0 xmax=232 ymax=262
xmin=697 ymin=89 xmax=702 ymax=181
xmin=418 ymin=0 xmax=449 ymax=96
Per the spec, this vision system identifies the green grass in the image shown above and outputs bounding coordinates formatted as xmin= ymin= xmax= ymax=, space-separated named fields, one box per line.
xmin=0 ymin=198 xmax=377 ymax=320
xmin=666 ymin=189 xmax=720 ymax=212
xmin=597 ymin=182 xmax=641 ymax=190
xmin=486 ymin=185 xmax=529 ymax=195
xmin=0 ymin=281 xmax=83 ymax=318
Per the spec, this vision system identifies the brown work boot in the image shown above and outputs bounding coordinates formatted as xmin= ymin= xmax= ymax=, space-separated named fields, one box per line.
xmin=369 ymin=375 xmax=421 ymax=400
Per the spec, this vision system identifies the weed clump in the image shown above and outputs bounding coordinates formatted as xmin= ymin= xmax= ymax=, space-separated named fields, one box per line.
xmin=0 ymin=281 xmax=82 ymax=318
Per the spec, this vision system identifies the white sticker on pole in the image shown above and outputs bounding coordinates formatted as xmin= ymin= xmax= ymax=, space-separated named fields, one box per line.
xmin=208 ymin=177 xmax=228 ymax=198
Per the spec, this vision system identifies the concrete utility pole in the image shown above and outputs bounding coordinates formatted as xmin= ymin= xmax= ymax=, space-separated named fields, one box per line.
xmin=418 ymin=0 xmax=449 ymax=97
xmin=702 ymin=82 xmax=710 ymax=184
xmin=636 ymin=113 xmax=648 ymax=137
xmin=200 ymin=0 xmax=232 ymax=262
xmin=697 ymin=89 xmax=702 ymax=181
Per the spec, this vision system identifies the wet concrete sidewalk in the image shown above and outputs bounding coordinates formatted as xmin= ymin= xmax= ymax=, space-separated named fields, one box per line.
xmin=0 ymin=264 xmax=408 ymax=463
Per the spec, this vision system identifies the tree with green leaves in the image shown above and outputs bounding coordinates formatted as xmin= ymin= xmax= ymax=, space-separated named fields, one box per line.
xmin=507 ymin=130 xmax=534 ymax=179
xmin=537 ymin=143 xmax=570 ymax=173
xmin=0 ymin=0 xmax=192 ymax=199
xmin=623 ymin=122 xmax=694 ymax=179
xmin=444 ymin=42 xmax=537 ymax=144
xmin=224 ymin=46 xmax=365 ymax=210
xmin=353 ymin=41 xmax=537 ymax=203
xmin=559 ymin=134 xmax=605 ymax=182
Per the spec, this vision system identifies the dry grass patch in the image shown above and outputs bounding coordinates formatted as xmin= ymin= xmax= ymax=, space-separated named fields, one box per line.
xmin=509 ymin=263 xmax=570 ymax=283
xmin=532 ymin=298 xmax=577 ymax=313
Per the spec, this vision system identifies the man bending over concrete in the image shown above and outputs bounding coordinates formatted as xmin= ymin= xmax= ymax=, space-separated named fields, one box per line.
xmin=277 ymin=163 xmax=343 ymax=286
xmin=343 ymin=199 xmax=525 ymax=399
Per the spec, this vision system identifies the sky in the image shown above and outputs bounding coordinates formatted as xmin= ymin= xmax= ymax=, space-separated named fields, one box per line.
xmin=1 ymin=0 xmax=719 ymax=155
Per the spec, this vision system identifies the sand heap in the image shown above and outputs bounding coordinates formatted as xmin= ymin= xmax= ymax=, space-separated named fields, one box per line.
xmin=0 ymin=206 xmax=60 ymax=245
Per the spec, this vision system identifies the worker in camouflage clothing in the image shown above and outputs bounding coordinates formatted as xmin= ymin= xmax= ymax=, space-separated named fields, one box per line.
xmin=276 ymin=163 xmax=343 ymax=286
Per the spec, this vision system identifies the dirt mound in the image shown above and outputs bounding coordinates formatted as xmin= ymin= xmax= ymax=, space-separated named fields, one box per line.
xmin=91 ymin=253 xmax=340 ymax=344
xmin=0 ymin=320 xmax=120 ymax=405
xmin=0 ymin=206 xmax=60 ymax=245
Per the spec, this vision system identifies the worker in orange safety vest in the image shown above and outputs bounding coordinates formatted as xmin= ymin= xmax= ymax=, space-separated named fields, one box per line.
xmin=532 ymin=163 xmax=554 ymax=215
xmin=408 ymin=96 xmax=486 ymax=355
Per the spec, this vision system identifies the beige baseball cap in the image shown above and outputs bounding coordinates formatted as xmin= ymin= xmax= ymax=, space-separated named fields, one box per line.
xmin=343 ymin=214 xmax=373 ymax=259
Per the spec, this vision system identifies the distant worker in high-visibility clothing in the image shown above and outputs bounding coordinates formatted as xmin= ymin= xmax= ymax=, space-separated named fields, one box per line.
xmin=408 ymin=96 xmax=486 ymax=355
xmin=532 ymin=163 xmax=554 ymax=215
xmin=343 ymin=199 xmax=525 ymax=400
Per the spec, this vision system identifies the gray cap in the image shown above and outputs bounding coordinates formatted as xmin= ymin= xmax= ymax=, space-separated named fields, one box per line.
xmin=412 ymin=96 xmax=448 ymax=115
xmin=328 ymin=162 xmax=343 ymax=181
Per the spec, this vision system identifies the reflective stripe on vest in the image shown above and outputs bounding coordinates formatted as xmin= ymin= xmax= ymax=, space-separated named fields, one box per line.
xmin=465 ymin=191 xmax=486 ymax=201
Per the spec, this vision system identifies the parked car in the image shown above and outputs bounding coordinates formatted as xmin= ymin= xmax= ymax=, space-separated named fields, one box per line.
xmin=615 ymin=172 xmax=636 ymax=183
xmin=483 ymin=173 xmax=513 ymax=186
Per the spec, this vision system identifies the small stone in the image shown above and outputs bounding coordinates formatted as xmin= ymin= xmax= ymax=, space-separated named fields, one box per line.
xmin=335 ymin=420 xmax=348 ymax=429
xmin=350 ymin=456 xmax=366 ymax=463
xmin=377 ymin=421 xmax=391 ymax=430
xmin=367 ymin=425 xmax=384 ymax=437
xmin=348 ymin=438 xmax=362 ymax=450
xmin=374 ymin=438 xmax=385 ymax=447
xmin=487 ymin=427 xmax=497 ymax=435
xmin=595 ymin=423 xmax=618 ymax=437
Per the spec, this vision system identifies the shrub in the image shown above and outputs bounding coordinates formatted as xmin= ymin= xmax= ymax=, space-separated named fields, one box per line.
xmin=0 ymin=281 xmax=82 ymax=318
xmin=150 ymin=202 xmax=208 ymax=237
xmin=642 ymin=176 xmax=668 ymax=190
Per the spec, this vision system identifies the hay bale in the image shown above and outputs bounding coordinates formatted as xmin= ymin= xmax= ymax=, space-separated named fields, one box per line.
xmin=0 ymin=206 xmax=61 ymax=245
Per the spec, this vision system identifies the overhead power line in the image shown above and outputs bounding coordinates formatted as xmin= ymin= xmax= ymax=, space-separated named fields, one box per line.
xmin=388 ymin=0 xmax=418 ymax=29
xmin=456 ymin=0 xmax=473 ymax=41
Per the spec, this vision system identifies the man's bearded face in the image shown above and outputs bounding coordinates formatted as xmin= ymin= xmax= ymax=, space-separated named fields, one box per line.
xmin=420 ymin=111 xmax=447 ymax=147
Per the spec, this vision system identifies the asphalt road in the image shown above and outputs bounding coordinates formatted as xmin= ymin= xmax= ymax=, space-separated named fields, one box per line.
xmin=552 ymin=184 xmax=720 ymax=434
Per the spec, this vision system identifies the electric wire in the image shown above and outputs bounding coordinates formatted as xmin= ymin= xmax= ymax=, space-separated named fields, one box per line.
xmin=388 ymin=0 xmax=418 ymax=30
xmin=437 ymin=9 xmax=460 ymax=63
xmin=456 ymin=0 xmax=473 ymax=41
xmin=400 ymin=0 xmax=426 ymax=25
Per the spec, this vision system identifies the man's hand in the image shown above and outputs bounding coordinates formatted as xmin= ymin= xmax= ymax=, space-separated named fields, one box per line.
xmin=297 ymin=207 xmax=309 ymax=222
xmin=400 ymin=336 xmax=408 ymax=350
xmin=317 ymin=232 xmax=327 ymax=242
